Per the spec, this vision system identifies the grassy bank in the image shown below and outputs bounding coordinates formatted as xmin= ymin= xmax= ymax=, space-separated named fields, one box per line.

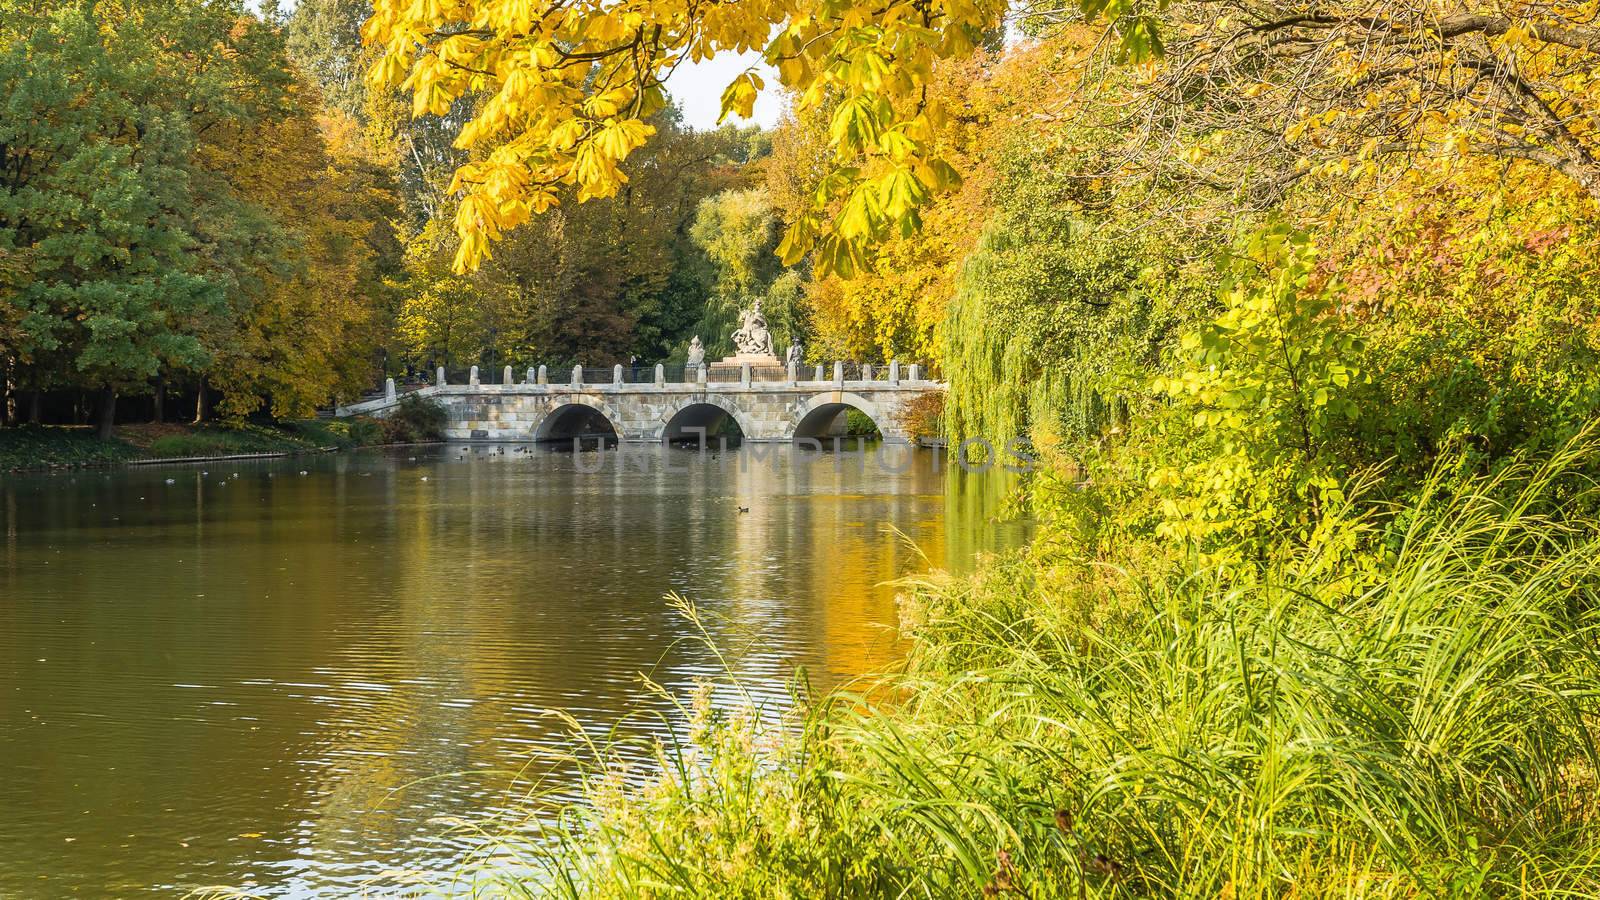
xmin=0 ymin=420 xmax=378 ymax=471
xmin=439 ymin=442 xmax=1600 ymax=899
xmin=1 ymin=395 xmax=449 ymax=472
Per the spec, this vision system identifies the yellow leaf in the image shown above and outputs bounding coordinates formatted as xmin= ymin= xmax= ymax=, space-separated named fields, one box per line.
xmin=718 ymin=71 xmax=763 ymax=124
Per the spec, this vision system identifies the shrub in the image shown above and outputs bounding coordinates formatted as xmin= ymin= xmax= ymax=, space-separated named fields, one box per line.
xmin=336 ymin=417 xmax=384 ymax=446
xmin=897 ymin=390 xmax=945 ymax=440
xmin=1143 ymin=224 xmax=1368 ymax=566
xmin=843 ymin=408 xmax=881 ymax=436
xmin=381 ymin=394 xmax=447 ymax=443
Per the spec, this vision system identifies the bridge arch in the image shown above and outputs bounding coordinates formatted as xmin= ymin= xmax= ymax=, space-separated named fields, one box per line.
xmin=532 ymin=397 xmax=624 ymax=443
xmin=660 ymin=395 xmax=757 ymax=444
xmin=787 ymin=392 xmax=892 ymax=442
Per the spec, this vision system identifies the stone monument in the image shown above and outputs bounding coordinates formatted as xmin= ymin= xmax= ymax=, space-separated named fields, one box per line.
xmin=711 ymin=300 xmax=782 ymax=372
xmin=786 ymin=337 xmax=803 ymax=368
xmin=686 ymin=335 xmax=705 ymax=369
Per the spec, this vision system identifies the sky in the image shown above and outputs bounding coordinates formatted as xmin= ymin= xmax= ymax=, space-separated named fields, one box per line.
xmin=661 ymin=51 xmax=784 ymax=131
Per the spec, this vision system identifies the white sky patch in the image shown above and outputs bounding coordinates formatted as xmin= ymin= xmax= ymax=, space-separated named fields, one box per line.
xmin=663 ymin=51 xmax=783 ymax=131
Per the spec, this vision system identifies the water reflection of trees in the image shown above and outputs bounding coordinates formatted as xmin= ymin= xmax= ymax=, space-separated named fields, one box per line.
xmin=0 ymin=446 xmax=1026 ymax=894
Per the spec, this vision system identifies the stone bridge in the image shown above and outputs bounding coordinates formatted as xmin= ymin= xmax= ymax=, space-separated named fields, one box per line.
xmin=336 ymin=363 xmax=942 ymax=444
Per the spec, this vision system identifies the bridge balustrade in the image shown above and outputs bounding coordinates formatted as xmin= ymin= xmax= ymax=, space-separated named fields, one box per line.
xmin=378 ymin=360 xmax=931 ymax=390
xmin=750 ymin=366 xmax=791 ymax=382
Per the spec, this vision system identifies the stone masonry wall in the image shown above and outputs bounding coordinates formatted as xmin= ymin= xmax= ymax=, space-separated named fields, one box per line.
xmin=339 ymin=380 xmax=939 ymax=443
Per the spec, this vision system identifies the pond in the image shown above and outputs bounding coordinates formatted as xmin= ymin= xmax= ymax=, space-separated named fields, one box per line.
xmin=0 ymin=443 xmax=1024 ymax=896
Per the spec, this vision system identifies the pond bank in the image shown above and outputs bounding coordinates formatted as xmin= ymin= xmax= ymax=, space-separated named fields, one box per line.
xmin=0 ymin=419 xmax=387 ymax=472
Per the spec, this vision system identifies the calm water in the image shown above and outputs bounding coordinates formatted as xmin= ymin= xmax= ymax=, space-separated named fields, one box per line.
xmin=0 ymin=443 xmax=1021 ymax=897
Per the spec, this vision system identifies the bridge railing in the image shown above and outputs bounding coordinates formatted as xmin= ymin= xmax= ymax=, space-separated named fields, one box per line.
xmin=386 ymin=360 xmax=938 ymax=390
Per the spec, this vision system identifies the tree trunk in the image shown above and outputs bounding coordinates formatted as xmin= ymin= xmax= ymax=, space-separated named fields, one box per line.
xmin=1 ymin=357 xmax=13 ymax=427
xmin=193 ymin=378 xmax=208 ymax=425
xmin=26 ymin=390 xmax=41 ymax=425
xmin=96 ymin=386 xmax=117 ymax=440
xmin=153 ymin=374 xmax=165 ymax=424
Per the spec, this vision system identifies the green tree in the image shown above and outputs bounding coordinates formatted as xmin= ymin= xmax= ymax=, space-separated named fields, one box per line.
xmin=283 ymin=0 xmax=370 ymax=122
xmin=391 ymin=220 xmax=489 ymax=373
xmin=468 ymin=109 xmax=755 ymax=367
xmin=0 ymin=1 xmax=292 ymax=436
xmin=688 ymin=187 xmax=809 ymax=357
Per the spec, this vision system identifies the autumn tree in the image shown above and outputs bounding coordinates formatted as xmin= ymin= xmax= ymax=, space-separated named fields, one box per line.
xmin=0 ymin=0 xmax=295 ymax=436
xmin=410 ymin=108 xmax=757 ymax=369
xmin=1061 ymin=1 xmax=1600 ymax=208
xmin=201 ymin=77 xmax=403 ymax=419
xmin=391 ymin=218 xmax=490 ymax=373
xmin=363 ymin=0 xmax=1020 ymax=274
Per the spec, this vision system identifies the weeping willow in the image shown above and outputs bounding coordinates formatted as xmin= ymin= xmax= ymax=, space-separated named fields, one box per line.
xmin=942 ymin=235 xmax=1073 ymax=449
xmin=943 ymin=218 xmax=1193 ymax=451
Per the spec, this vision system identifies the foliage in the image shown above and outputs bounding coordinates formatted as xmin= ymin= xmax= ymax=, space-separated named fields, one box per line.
xmin=896 ymin=391 xmax=945 ymax=441
xmin=0 ymin=0 xmax=284 ymax=401
xmin=1144 ymin=226 xmax=1367 ymax=562
xmin=202 ymin=79 xmax=402 ymax=420
xmin=689 ymin=187 xmax=808 ymax=358
xmin=381 ymin=394 xmax=447 ymax=443
xmin=942 ymin=112 xmax=1217 ymax=447
xmin=390 ymin=219 xmax=491 ymax=371
xmin=842 ymin=409 xmax=881 ymax=437
xmin=1085 ymin=1 xmax=1600 ymax=205
xmin=283 ymin=0 xmax=371 ymax=122
xmin=447 ymin=443 xmax=1600 ymax=899
xmin=478 ymin=112 xmax=754 ymax=366
xmin=2 ymin=0 xmax=403 ymax=435
xmin=1312 ymin=158 xmax=1600 ymax=473
xmin=767 ymin=50 xmax=1002 ymax=363
xmin=389 ymin=109 xmax=754 ymax=370
xmin=363 ymin=0 xmax=1030 ymax=274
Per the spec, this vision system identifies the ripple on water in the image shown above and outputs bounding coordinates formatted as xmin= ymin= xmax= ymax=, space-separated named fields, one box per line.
xmin=0 ymin=445 xmax=1026 ymax=896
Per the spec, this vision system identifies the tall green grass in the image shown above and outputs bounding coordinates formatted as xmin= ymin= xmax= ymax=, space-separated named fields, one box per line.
xmin=468 ymin=441 xmax=1600 ymax=899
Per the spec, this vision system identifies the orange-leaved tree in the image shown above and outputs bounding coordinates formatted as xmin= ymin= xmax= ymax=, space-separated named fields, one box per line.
xmin=362 ymin=0 xmax=1054 ymax=274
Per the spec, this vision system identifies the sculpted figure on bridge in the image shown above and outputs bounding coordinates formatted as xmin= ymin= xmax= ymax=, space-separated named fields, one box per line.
xmin=787 ymin=338 xmax=803 ymax=368
xmin=731 ymin=300 xmax=774 ymax=357
xmin=686 ymin=335 xmax=705 ymax=368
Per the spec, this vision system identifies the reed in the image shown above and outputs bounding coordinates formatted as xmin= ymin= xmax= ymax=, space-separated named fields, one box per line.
xmin=479 ymin=438 xmax=1600 ymax=899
